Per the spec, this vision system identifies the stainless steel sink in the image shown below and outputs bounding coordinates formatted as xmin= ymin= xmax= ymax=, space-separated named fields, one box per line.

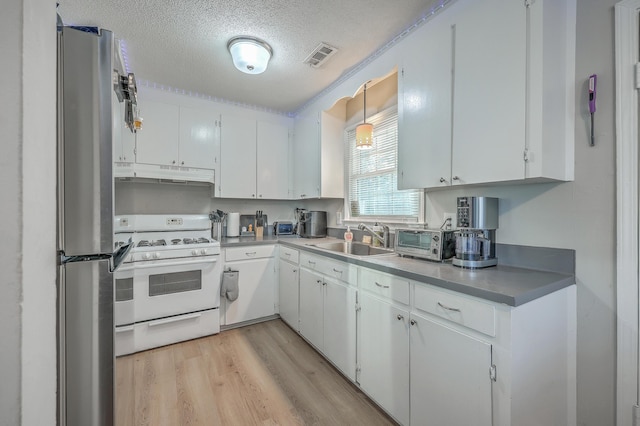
xmin=311 ymin=241 xmax=395 ymax=256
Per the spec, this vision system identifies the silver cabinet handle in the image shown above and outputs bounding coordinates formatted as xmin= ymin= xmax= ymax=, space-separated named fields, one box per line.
xmin=452 ymin=176 xmax=460 ymax=181
xmin=308 ymin=260 xmax=316 ymax=265
xmin=333 ymin=268 xmax=343 ymax=274
xmin=375 ymin=282 xmax=389 ymax=289
xmin=439 ymin=177 xmax=446 ymax=183
xmin=292 ymin=269 xmax=297 ymax=273
xmin=397 ymin=314 xmax=404 ymax=321
xmin=172 ymin=160 xmax=176 ymax=164
xmin=316 ymin=279 xmax=323 ymax=284
xmin=284 ymin=252 xmax=291 ymax=257
xmin=181 ymin=161 xmax=184 ymax=165
xmin=410 ymin=319 xmax=417 ymax=326
xmin=437 ymin=301 xmax=461 ymax=312
xmin=245 ymin=251 xmax=257 ymax=257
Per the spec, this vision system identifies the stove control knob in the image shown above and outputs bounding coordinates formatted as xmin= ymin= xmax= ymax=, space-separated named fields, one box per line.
xmin=200 ymin=249 xmax=208 ymax=255
xmin=154 ymin=252 xmax=160 ymax=259
xmin=191 ymin=249 xmax=198 ymax=256
xmin=143 ymin=253 xmax=151 ymax=260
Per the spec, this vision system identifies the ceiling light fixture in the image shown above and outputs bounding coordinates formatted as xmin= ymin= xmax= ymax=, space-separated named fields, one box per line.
xmin=227 ymin=36 xmax=273 ymax=75
xmin=355 ymin=82 xmax=373 ymax=149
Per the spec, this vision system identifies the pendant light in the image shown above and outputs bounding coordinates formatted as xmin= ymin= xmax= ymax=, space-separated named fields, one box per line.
xmin=227 ymin=36 xmax=273 ymax=75
xmin=355 ymin=82 xmax=373 ymax=150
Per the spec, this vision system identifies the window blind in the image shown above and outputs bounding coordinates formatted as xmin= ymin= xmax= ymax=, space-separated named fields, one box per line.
xmin=345 ymin=107 xmax=421 ymax=221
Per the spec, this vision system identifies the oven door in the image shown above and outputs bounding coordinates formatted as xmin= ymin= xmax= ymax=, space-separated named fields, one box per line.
xmin=133 ymin=256 xmax=221 ymax=323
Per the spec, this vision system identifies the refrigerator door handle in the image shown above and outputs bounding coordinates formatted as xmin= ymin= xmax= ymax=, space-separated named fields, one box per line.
xmin=110 ymin=239 xmax=134 ymax=272
xmin=60 ymin=252 xmax=112 ymax=265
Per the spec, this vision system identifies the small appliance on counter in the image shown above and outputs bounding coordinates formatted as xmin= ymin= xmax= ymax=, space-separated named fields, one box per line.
xmin=453 ymin=196 xmax=499 ymax=269
xmin=296 ymin=209 xmax=327 ymax=238
xmin=273 ymin=221 xmax=294 ymax=236
xmin=395 ymin=229 xmax=455 ymax=262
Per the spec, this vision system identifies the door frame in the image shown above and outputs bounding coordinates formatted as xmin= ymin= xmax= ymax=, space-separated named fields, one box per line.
xmin=615 ymin=1 xmax=640 ymax=424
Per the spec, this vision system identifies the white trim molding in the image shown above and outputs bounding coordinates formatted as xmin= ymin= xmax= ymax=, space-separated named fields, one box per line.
xmin=616 ymin=1 xmax=640 ymax=425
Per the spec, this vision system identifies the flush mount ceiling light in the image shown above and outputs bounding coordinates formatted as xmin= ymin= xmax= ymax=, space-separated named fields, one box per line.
xmin=355 ymin=82 xmax=373 ymax=149
xmin=227 ymin=36 xmax=273 ymax=75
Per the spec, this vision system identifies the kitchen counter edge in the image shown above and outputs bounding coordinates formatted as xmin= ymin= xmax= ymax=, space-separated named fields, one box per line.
xmin=220 ymin=236 xmax=575 ymax=307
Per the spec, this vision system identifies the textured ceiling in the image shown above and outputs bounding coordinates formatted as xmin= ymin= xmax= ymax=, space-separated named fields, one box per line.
xmin=58 ymin=0 xmax=445 ymax=114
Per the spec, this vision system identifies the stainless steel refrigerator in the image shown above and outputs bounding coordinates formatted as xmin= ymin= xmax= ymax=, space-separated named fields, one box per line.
xmin=57 ymin=26 xmax=134 ymax=426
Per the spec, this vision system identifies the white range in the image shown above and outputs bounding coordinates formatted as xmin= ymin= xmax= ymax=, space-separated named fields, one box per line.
xmin=113 ymin=214 xmax=222 ymax=356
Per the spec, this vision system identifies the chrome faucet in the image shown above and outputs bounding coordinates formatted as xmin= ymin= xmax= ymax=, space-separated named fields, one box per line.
xmin=358 ymin=223 xmax=390 ymax=248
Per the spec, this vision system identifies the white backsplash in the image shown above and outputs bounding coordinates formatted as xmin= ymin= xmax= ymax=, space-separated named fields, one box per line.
xmin=115 ymin=180 xmax=344 ymax=227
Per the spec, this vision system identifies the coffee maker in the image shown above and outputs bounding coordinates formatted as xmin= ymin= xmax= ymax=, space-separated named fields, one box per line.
xmin=453 ymin=196 xmax=499 ymax=269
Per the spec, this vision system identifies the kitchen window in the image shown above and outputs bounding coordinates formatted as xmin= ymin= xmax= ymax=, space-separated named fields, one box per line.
xmin=345 ymin=106 xmax=422 ymax=223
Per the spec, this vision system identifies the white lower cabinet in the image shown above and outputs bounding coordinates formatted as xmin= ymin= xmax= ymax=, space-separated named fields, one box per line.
xmin=278 ymin=257 xmax=299 ymax=331
xmin=299 ymin=268 xmax=324 ymax=349
xmin=409 ymin=313 xmax=492 ymax=426
xmin=290 ymin=254 xmax=574 ymax=426
xmin=299 ymin=254 xmax=357 ymax=381
xmin=358 ymin=291 xmax=410 ymax=426
xmin=222 ymin=245 xmax=276 ymax=326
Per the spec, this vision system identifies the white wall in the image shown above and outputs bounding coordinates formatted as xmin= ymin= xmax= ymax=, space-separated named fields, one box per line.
xmin=298 ymin=1 xmax=617 ymax=424
xmin=1 ymin=0 xmax=57 ymax=424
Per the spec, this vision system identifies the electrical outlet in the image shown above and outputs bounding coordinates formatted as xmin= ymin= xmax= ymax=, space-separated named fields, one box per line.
xmin=443 ymin=212 xmax=455 ymax=229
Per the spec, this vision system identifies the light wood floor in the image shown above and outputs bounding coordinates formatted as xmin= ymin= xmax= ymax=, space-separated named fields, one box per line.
xmin=116 ymin=319 xmax=397 ymax=425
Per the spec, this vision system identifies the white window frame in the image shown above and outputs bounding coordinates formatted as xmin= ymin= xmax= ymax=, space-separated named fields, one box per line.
xmin=343 ymin=106 xmax=424 ymax=226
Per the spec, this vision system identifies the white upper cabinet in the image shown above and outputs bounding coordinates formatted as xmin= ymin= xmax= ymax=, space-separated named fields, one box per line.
xmin=179 ymin=106 xmax=220 ymax=170
xmin=257 ymin=121 xmax=290 ymax=199
xmin=220 ymin=114 xmax=257 ymax=198
xmin=293 ymin=113 xmax=320 ymax=199
xmin=136 ymin=100 xmax=219 ymax=170
xmin=112 ymin=97 xmax=136 ymax=178
xmin=136 ymin=100 xmax=180 ymax=166
xmin=451 ymin=0 xmax=527 ymax=186
xmin=219 ymin=116 xmax=291 ymax=199
xmin=396 ymin=0 xmax=575 ymax=190
xmin=293 ymin=109 xmax=344 ymax=199
xmin=397 ymin=13 xmax=453 ymax=190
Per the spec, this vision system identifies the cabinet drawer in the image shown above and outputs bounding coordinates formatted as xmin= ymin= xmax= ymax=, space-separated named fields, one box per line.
xmin=413 ymin=284 xmax=495 ymax=337
xmin=359 ymin=267 xmax=410 ymax=306
xmin=300 ymin=252 xmax=322 ymax=272
xmin=319 ymin=258 xmax=356 ymax=284
xmin=300 ymin=252 xmax=356 ymax=284
xmin=279 ymin=246 xmax=299 ymax=263
xmin=225 ymin=245 xmax=275 ymax=262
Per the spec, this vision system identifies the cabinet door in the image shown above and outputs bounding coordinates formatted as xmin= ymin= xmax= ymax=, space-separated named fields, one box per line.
xmin=410 ymin=314 xmax=492 ymax=426
xmin=178 ymin=106 xmax=219 ymax=170
xmin=278 ymin=259 xmax=299 ymax=331
xmin=135 ymin=100 xmax=179 ymax=166
xmin=323 ymin=278 xmax=356 ymax=381
xmin=451 ymin=0 xmax=526 ymax=185
xmin=293 ymin=113 xmax=320 ymax=199
xmin=257 ymin=121 xmax=289 ymax=199
xmin=358 ymin=292 xmax=410 ymax=425
xmin=299 ymin=268 xmax=324 ymax=350
xmin=220 ymin=114 xmax=257 ymax=198
xmin=224 ymin=257 xmax=276 ymax=325
xmin=398 ymin=15 xmax=453 ymax=189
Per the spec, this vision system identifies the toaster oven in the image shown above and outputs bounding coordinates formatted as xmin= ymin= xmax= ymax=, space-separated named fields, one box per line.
xmin=395 ymin=228 xmax=455 ymax=261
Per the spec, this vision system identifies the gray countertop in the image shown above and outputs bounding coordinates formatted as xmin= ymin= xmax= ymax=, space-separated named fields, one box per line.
xmin=219 ymin=236 xmax=575 ymax=307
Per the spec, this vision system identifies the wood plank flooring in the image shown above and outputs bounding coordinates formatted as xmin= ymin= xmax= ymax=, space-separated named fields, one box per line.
xmin=116 ymin=319 xmax=397 ymax=425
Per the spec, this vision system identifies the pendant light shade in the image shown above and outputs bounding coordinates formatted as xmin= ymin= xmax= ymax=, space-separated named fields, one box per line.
xmin=227 ymin=36 xmax=273 ymax=75
xmin=356 ymin=82 xmax=373 ymax=149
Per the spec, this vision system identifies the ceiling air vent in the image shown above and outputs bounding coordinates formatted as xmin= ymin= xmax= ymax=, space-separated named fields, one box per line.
xmin=303 ymin=42 xmax=338 ymax=68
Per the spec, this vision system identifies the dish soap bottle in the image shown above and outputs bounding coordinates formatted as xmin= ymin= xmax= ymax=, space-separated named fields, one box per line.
xmin=344 ymin=226 xmax=353 ymax=242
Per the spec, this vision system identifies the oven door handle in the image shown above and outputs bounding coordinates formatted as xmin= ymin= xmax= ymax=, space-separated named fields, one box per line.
xmin=133 ymin=257 xmax=218 ymax=270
